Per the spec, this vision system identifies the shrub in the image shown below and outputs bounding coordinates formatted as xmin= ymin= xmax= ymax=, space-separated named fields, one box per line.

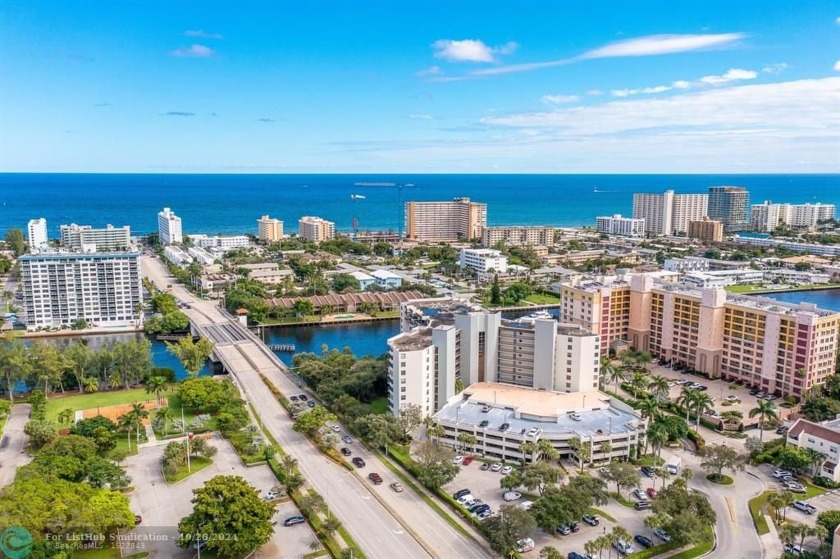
xmin=813 ymin=476 xmax=840 ymax=489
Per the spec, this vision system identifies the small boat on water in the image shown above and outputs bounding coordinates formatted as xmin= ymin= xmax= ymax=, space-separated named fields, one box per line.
xmin=593 ymin=186 xmax=600 ymax=193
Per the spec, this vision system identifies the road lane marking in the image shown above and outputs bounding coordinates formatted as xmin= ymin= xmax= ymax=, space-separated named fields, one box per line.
xmin=725 ymin=496 xmax=738 ymax=531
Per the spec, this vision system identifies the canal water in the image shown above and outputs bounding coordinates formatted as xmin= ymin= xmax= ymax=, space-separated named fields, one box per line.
xmin=761 ymin=288 xmax=840 ymax=311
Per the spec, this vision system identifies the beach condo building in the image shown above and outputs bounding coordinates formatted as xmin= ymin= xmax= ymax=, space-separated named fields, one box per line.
xmin=405 ymin=197 xmax=487 ymax=241
xmin=559 ymin=275 xmax=633 ymax=356
xmin=481 ymin=226 xmax=555 ymax=247
xmin=27 ymin=218 xmax=48 ymax=251
xmin=19 ymin=252 xmax=142 ymax=330
xmin=595 ymin=214 xmax=646 ymax=237
xmin=750 ymin=201 xmax=836 ymax=232
xmin=298 ymin=216 xmax=336 ymax=242
xmin=459 ymin=248 xmax=509 ymax=277
xmin=633 ymin=190 xmax=708 ymax=236
xmin=257 ymin=215 xmax=284 ymax=242
xmin=190 ymin=234 xmax=251 ymax=250
xmin=688 ymin=217 xmax=724 ymax=242
xmin=626 ymin=274 xmax=840 ymax=398
xmin=60 ymin=223 xmax=131 ymax=252
xmin=708 ymin=186 xmax=749 ymax=230
xmin=157 ymin=207 xmax=183 ymax=245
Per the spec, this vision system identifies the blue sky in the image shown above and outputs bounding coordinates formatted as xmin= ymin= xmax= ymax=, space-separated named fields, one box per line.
xmin=1 ymin=1 xmax=838 ymax=173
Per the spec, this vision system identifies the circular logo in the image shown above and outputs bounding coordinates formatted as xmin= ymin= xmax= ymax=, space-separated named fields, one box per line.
xmin=0 ymin=526 xmax=33 ymax=559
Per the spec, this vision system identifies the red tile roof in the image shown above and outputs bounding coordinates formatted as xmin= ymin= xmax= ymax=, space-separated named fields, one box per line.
xmin=264 ymin=290 xmax=429 ymax=309
xmin=788 ymin=418 xmax=840 ymax=446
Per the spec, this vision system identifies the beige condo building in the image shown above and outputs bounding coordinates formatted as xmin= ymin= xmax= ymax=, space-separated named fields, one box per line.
xmin=405 ymin=197 xmax=487 ymax=241
xmin=298 ymin=216 xmax=335 ymax=242
xmin=688 ymin=217 xmax=724 ymax=242
xmin=633 ymin=190 xmax=708 ymax=236
xmin=559 ymin=276 xmax=633 ymax=356
xmin=257 ymin=215 xmax=284 ymax=242
xmin=481 ymin=226 xmax=555 ymax=247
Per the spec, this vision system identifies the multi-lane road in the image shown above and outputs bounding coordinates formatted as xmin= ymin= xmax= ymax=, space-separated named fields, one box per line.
xmin=141 ymin=255 xmax=493 ymax=559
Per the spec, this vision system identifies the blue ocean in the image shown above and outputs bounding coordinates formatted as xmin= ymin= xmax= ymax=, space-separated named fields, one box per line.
xmin=1 ymin=173 xmax=839 ymax=237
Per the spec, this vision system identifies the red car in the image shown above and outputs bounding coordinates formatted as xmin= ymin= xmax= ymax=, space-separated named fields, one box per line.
xmin=368 ymin=473 xmax=383 ymax=485
xmin=462 ymin=456 xmax=474 ymax=466
xmin=646 ymin=487 xmax=657 ymax=499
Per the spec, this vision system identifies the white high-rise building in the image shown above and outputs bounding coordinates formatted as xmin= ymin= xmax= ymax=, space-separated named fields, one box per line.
xmin=27 ymin=218 xmax=48 ymax=251
xmin=595 ymin=214 xmax=646 ymax=237
xmin=750 ymin=201 xmax=836 ymax=232
xmin=157 ymin=207 xmax=183 ymax=245
xmin=60 ymin=224 xmax=131 ymax=252
xmin=633 ymin=190 xmax=708 ymax=235
xmin=459 ymin=248 xmax=508 ymax=275
xmin=405 ymin=198 xmax=487 ymax=241
xmin=19 ymin=252 xmax=142 ymax=330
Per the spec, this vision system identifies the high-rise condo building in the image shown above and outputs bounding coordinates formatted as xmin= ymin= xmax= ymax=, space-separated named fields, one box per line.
xmin=708 ymin=186 xmax=749 ymax=229
xmin=157 ymin=207 xmax=183 ymax=245
xmin=19 ymin=252 xmax=142 ymax=330
xmin=688 ymin=217 xmax=724 ymax=242
xmin=632 ymin=190 xmax=708 ymax=235
xmin=257 ymin=215 xmax=284 ymax=242
xmin=750 ymin=201 xmax=836 ymax=232
xmin=559 ymin=275 xmax=633 ymax=356
xmin=405 ymin=197 xmax=487 ymax=241
xmin=27 ymin=218 xmax=48 ymax=251
xmin=595 ymin=214 xmax=646 ymax=237
xmin=298 ymin=216 xmax=335 ymax=242
xmin=60 ymin=224 xmax=131 ymax=252
xmin=481 ymin=226 xmax=555 ymax=247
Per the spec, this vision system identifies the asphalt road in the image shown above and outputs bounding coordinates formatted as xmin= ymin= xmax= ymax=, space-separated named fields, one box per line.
xmin=0 ymin=404 xmax=31 ymax=488
xmin=141 ymin=255 xmax=495 ymax=559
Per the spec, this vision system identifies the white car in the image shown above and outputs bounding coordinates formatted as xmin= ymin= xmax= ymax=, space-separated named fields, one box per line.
xmin=519 ymin=500 xmax=534 ymax=511
xmin=773 ymin=469 xmax=793 ymax=479
xmin=515 ymin=538 xmax=535 ymax=553
xmin=452 ymin=455 xmax=464 ymax=464
xmin=490 ymin=463 xmax=503 ymax=472
xmin=613 ymin=539 xmax=634 ymax=555
xmin=456 ymin=494 xmax=474 ymax=505
xmin=263 ymin=489 xmax=282 ymax=501
xmin=500 ymin=466 xmax=513 ymax=475
xmin=330 ymin=424 xmax=341 ymax=432
xmin=503 ymin=491 xmax=522 ymax=501
xmin=724 ymin=395 xmax=739 ymax=402
xmin=632 ymin=488 xmax=647 ymax=500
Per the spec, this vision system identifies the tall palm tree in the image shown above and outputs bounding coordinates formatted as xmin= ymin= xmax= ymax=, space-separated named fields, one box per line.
xmin=648 ymin=375 xmax=670 ymax=402
xmin=691 ymin=392 xmax=714 ymax=429
xmin=680 ymin=467 xmax=694 ymax=484
xmin=634 ymin=351 xmax=653 ymax=372
xmin=677 ymin=387 xmax=699 ymax=423
xmin=630 ymin=372 xmax=648 ymax=400
xmin=749 ymin=400 xmax=779 ymax=441
xmin=606 ymin=363 xmax=628 ymax=395
xmin=130 ymin=402 xmax=149 ymax=443
xmin=767 ymin=493 xmax=785 ymax=522
xmin=537 ymin=439 xmax=559 ymax=461
xmin=144 ymin=376 xmax=168 ymax=408
xmin=57 ymin=408 xmax=74 ymax=426
xmin=804 ymin=448 xmax=827 ymax=477
xmin=637 ymin=399 xmax=661 ymax=421
xmin=646 ymin=423 xmax=668 ymax=462
xmin=599 ymin=356 xmax=615 ymax=390
xmin=119 ymin=412 xmax=136 ymax=453
xmin=155 ymin=406 xmax=175 ymax=435
xmin=780 ymin=490 xmax=796 ymax=522
xmin=519 ymin=440 xmax=538 ymax=464
xmin=81 ymin=376 xmax=99 ymax=393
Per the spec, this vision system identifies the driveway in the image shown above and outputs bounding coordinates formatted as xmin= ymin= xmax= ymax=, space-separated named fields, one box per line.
xmin=0 ymin=404 xmax=31 ymax=488
xmin=124 ymin=433 xmax=317 ymax=558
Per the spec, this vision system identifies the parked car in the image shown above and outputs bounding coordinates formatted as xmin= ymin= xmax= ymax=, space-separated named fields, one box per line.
xmin=468 ymin=502 xmax=487 ymax=513
xmin=499 ymin=423 xmax=510 ymax=431
xmin=456 ymin=494 xmax=475 ymax=505
xmin=453 ymin=455 xmax=464 ymax=464
xmin=557 ymin=525 xmax=572 ymax=536
xmin=307 ymin=400 xmax=316 ymax=408
xmin=290 ymin=395 xmax=299 ymax=402
xmin=284 ymin=516 xmax=306 ymax=527
xmin=749 ymin=389 xmax=760 ymax=396
xmin=613 ymin=539 xmax=634 ymax=555
xmin=785 ymin=482 xmax=807 ymax=494
xmin=773 ymin=469 xmax=793 ymax=479
xmin=792 ymin=500 xmax=817 ymax=515
xmin=368 ymin=473 xmax=383 ymax=485
xmin=646 ymin=487 xmax=657 ymax=499
xmin=641 ymin=466 xmax=655 ymax=478
xmin=501 ymin=466 xmax=513 ymax=475
xmin=634 ymin=500 xmax=652 ymax=510
xmin=330 ymin=424 xmax=341 ymax=432
xmin=462 ymin=456 xmax=474 ymax=466
xmin=263 ymin=489 xmax=282 ymax=501
xmin=653 ymin=528 xmax=671 ymax=542
xmin=569 ymin=553 xmax=588 ymax=559
xmin=476 ymin=510 xmax=493 ymax=520
xmin=519 ymin=501 xmax=534 ymax=511
xmin=340 ymin=447 xmax=351 ymax=456
xmin=784 ymin=543 xmax=804 ymax=555
xmin=480 ymin=462 xmax=490 ymax=471
xmin=342 ymin=435 xmax=353 ymax=444
xmin=582 ymin=514 xmax=600 ymax=526
xmin=504 ymin=491 xmax=522 ymax=501
xmin=298 ymin=394 xmax=308 ymax=401
xmin=570 ymin=521 xmax=579 ymax=532
xmin=390 ymin=482 xmax=404 ymax=493
xmin=515 ymin=538 xmax=535 ymax=553
xmin=352 ymin=457 xmax=365 ymax=468
xmin=453 ymin=488 xmax=471 ymax=499
xmin=776 ymin=426 xmax=789 ymax=435
xmin=634 ymin=535 xmax=653 ymax=548
xmin=724 ymin=395 xmax=740 ymax=402
xmin=479 ymin=420 xmax=489 ymax=428
xmin=471 ymin=505 xmax=491 ymax=517
xmin=490 ymin=463 xmax=503 ymax=472
xmin=632 ymin=488 xmax=647 ymax=500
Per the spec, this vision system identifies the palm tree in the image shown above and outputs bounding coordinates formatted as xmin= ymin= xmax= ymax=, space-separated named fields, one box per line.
xmin=606 ymin=362 xmax=628 ymax=395
xmin=720 ymin=410 xmax=743 ymax=427
xmin=634 ymin=351 xmax=653 ymax=372
xmin=677 ymin=387 xmax=699 ymax=423
xmin=427 ymin=424 xmax=445 ymax=443
xmin=749 ymin=400 xmax=778 ymax=441
xmin=680 ymin=467 xmax=694 ymax=484
xmin=767 ymin=492 xmax=785 ymax=522
xmin=646 ymin=423 xmax=668 ymax=462
xmin=648 ymin=375 xmax=670 ymax=402
xmin=804 ymin=448 xmax=826 ymax=478
xmin=691 ymin=392 xmax=714 ymax=429
xmin=119 ymin=412 xmax=136 ymax=453
xmin=637 ymin=399 xmax=661 ymax=422
xmin=144 ymin=376 xmax=168 ymax=408
xmin=599 ymin=441 xmax=612 ymax=462
xmin=609 ymin=526 xmax=632 ymax=549
xmin=599 ymin=356 xmax=616 ymax=390
xmin=81 ymin=376 xmax=99 ymax=393
xmin=458 ymin=432 xmax=477 ymax=454
xmin=130 ymin=402 xmax=149 ymax=443
xmin=630 ymin=372 xmax=648 ymax=400
xmin=57 ymin=408 xmax=74 ymax=426
xmin=537 ymin=439 xmax=559 ymax=461
xmin=155 ymin=406 xmax=175 ymax=435
xmin=519 ymin=441 xmax=538 ymax=464
xmin=780 ymin=490 xmax=796 ymax=522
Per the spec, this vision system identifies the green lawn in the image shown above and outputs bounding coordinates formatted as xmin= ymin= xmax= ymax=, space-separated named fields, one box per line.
xmin=45 ymin=387 xmax=155 ymax=424
xmin=164 ymin=456 xmax=213 ymax=483
xmin=749 ymin=490 xmax=773 ymax=535
xmin=668 ymin=525 xmax=715 ymax=559
xmin=369 ymin=396 xmax=390 ymax=414
xmin=152 ymin=392 xmax=217 ymax=438
xmin=706 ymin=473 xmax=734 ymax=485
xmin=587 ymin=507 xmax=616 ymax=523
xmin=802 ymin=479 xmax=827 ymax=499
xmin=726 ymin=284 xmax=771 ymax=294
xmin=524 ymin=293 xmax=561 ymax=304
xmin=611 ymin=492 xmax=636 ymax=508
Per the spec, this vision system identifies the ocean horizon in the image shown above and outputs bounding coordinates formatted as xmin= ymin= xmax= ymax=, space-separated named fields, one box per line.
xmin=3 ymin=173 xmax=839 ymax=238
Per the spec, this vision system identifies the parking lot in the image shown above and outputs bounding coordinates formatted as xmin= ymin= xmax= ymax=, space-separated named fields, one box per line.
xmin=443 ymin=459 xmax=667 ymax=557
xmin=124 ymin=434 xmax=317 ymax=558
xmin=787 ymin=488 xmax=840 ymax=528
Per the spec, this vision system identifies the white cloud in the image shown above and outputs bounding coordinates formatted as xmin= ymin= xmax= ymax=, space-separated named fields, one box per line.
xmin=580 ymin=33 xmax=745 ymax=59
xmin=762 ymin=63 xmax=788 ymax=74
xmin=407 ymin=113 xmax=435 ymax=120
xmin=834 ymin=60 xmax=840 ymax=71
xmin=185 ymin=30 xmax=223 ymax=39
xmin=586 ymin=89 xmax=603 ymax=96
xmin=836 ymin=16 xmax=840 ymax=25
xmin=700 ymin=68 xmax=757 ymax=85
xmin=541 ymin=94 xmax=579 ymax=104
xmin=416 ymin=66 xmax=442 ymax=77
xmin=432 ymin=39 xmax=518 ymax=63
xmin=170 ymin=44 xmax=216 ymax=58
xmin=464 ymin=33 xmax=745 ymax=78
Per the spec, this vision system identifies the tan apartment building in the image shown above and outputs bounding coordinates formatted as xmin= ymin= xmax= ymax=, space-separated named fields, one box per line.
xmin=688 ymin=217 xmax=724 ymax=242
xmin=627 ymin=274 xmax=840 ymax=397
xmin=405 ymin=197 xmax=487 ymax=241
xmin=257 ymin=215 xmax=284 ymax=242
xmin=559 ymin=276 xmax=632 ymax=355
xmin=633 ymin=190 xmax=708 ymax=236
xmin=481 ymin=226 xmax=555 ymax=247
xmin=298 ymin=216 xmax=335 ymax=242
